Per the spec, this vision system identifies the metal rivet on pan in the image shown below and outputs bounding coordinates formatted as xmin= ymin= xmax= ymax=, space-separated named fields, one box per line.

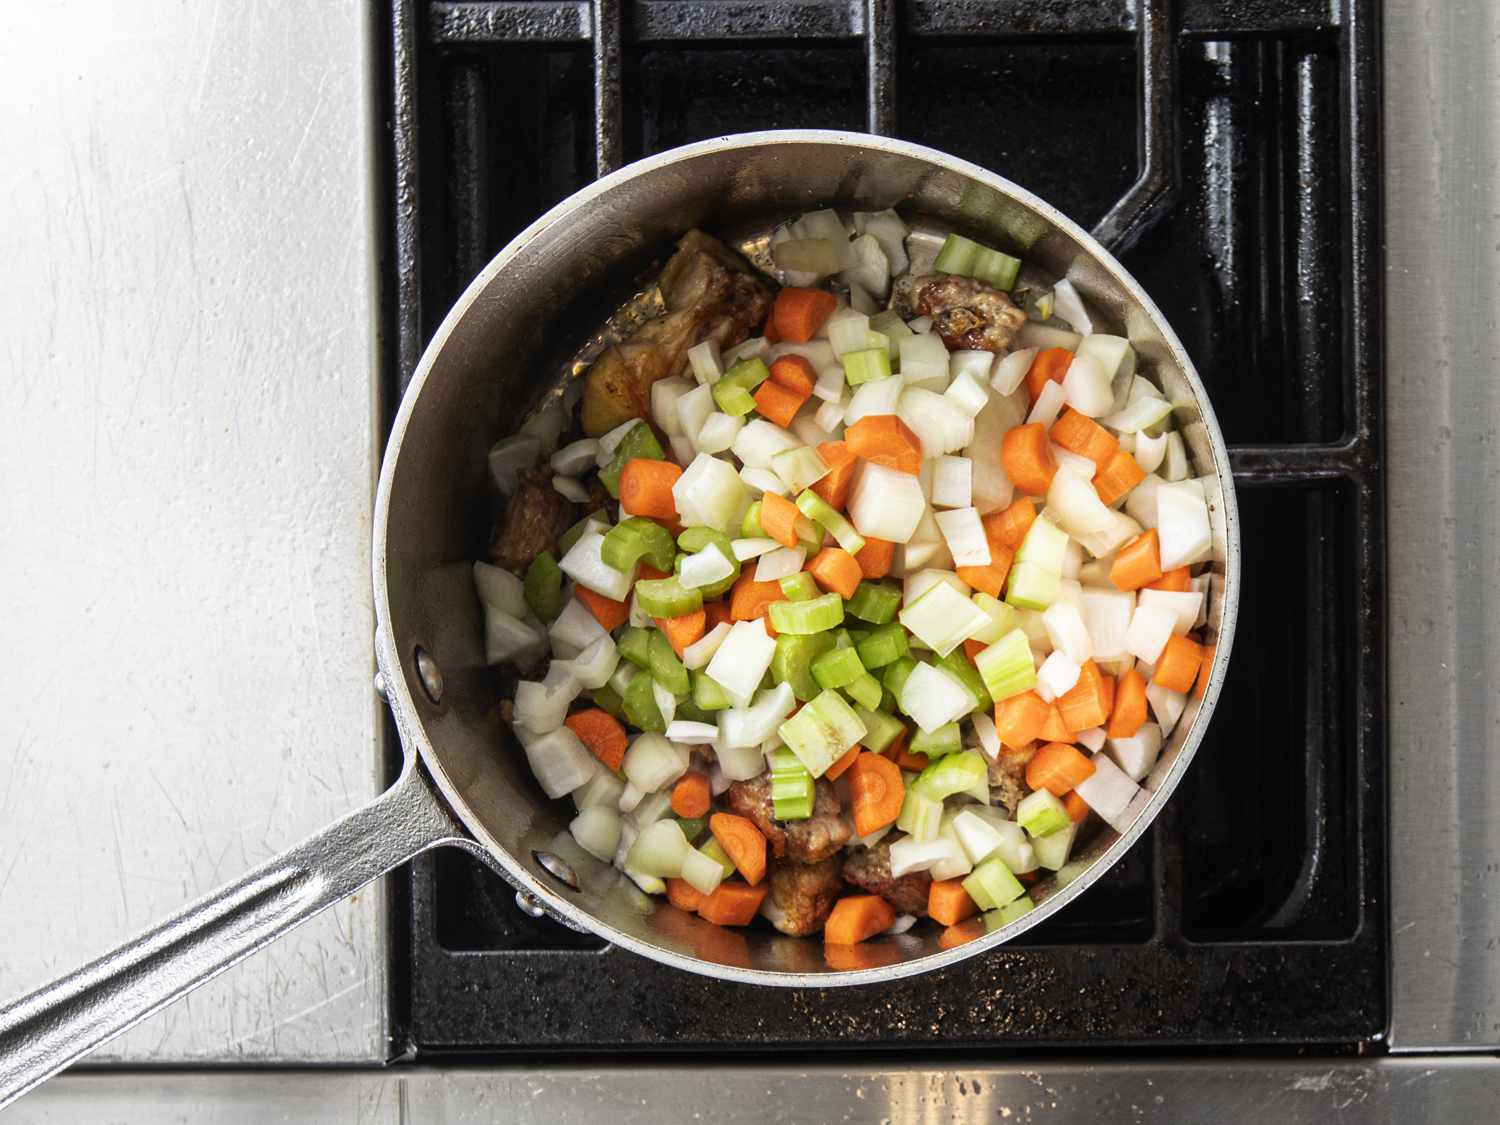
xmin=373 ymin=671 xmax=388 ymax=699
xmin=533 ymin=851 xmax=580 ymax=890
xmin=414 ymin=647 xmax=443 ymax=705
xmin=514 ymin=890 xmax=546 ymax=918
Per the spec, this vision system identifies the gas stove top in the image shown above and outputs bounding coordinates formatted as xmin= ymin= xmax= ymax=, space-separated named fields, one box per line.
xmin=382 ymin=0 xmax=1383 ymax=1052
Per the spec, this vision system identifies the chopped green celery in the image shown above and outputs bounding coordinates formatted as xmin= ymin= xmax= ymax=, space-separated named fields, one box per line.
xmin=910 ymin=722 xmax=961 ymax=758
xmin=896 ymin=789 xmax=943 ymax=843
xmin=635 ymin=576 xmax=703 ymax=618
xmin=882 ymin=655 xmax=918 ymax=699
xmin=590 ymin=682 xmax=624 ymax=718
xmin=1015 ymin=514 xmax=1069 ymax=571
xmin=690 ymin=668 xmax=733 ymax=712
xmin=972 ymin=246 xmax=1021 ymax=291
xmin=963 ymin=855 xmax=1026 ymax=910
xmin=795 ymin=490 xmax=866 ymax=555
xmin=676 ymin=527 xmax=740 ymax=598
xmin=1024 ymin=288 xmax=1055 ymax=322
xmin=558 ymin=513 xmax=602 ymax=557
xmin=842 ymin=346 xmax=893 ymax=386
xmin=699 ymin=836 xmax=737 ymax=879
xmin=869 ymin=309 xmax=915 ymax=342
xmin=989 ymin=896 xmax=1036 ymax=926
xmin=617 ymin=626 xmax=653 ymax=669
xmin=1032 ymin=821 xmax=1076 ymax=870
xmin=713 ymin=357 xmax=771 ymax=417
xmin=856 ymin=707 xmax=906 ymax=753
xmin=607 ymin=661 xmax=637 ymax=698
xmin=603 ymin=517 xmax=677 ymax=573
xmin=933 ymin=649 xmax=991 ymax=713
xmin=831 ymin=627 xmax=854 ymax=649
xmin=778 ymin=689 xmax=867 ymax=777
xmin=522 ymin=551 xmax=565 ymax=622
xmin=740 ymin=500 xmax=764 ymax=539
xmin=779 ymin=571 xmax=820 ymax=602
xmin=1004 ymin=560 xmax=1061 ymax=611
xmin=899 ymin=581 xmax=988 ymax=657
xmin=812 ymin=646 xmax=865 ymax=691
xmin=973 ymin=627 xmax=1036 ymax=702
xmin=599 ymin=422 xmax=664 ymax=498
xmin=878 ymin=686 xmax=899 ymax=714
xmin=673 ymin=815 xmax=707 ymax=843
xmin=648 ymin=630 xmax=690 ymax=695
xmin=969 ymin=592 xmax=1021 ymax=644
xmin=913 ymin=749 xmax=988 ymax=800
xmin=933 ymin=233 xmax=981 ymax=275
xmin=768 ymin=591 xmax=844 ymax=635
xmin=622 ymin=672 xmax=666 ymax=732
xmin=1017 ymin=789 xmax=1071 ymax=838
xmin=675 ymin=700 xmax=713 ymax=725
xmin=855 ymin=621 xmax=909 ymax=669
xmin=768 ymin=746 xmax=815 ymax=820
xmin=844 ymin=671 xmax=884 ymax=712
xmin=772 ymin=447 xmax=831 ymax=493
xmin=845 ymin=581 xmax=902 ymax=624
xmin=771 ymin=632 xmax=836 ymax=702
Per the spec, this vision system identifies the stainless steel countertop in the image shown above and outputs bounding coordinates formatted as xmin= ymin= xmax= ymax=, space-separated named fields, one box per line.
xmin=1385 ymin=0 xmax=1500 ymax=1051
xmin=0 ymin=1 xmax=389 ymax=1062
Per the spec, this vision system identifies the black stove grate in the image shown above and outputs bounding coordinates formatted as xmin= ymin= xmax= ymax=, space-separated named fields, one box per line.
xmin=383 ymin=0 xmax=1384 ymax=1050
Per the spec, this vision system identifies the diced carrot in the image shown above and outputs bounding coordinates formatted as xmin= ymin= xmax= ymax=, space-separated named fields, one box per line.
xmin=772 ymin=287 xmax=839 ymax=343
xmin=1154 ymin=634 xmax=1204 ymax=693
xmin=753 ymin=378 xmax=808 ymax=429
xmin=762 ymin=309 xmax=781 ymax=345
xmin=638 ymin=564 xmax=671 ymax=582
xmin=655 ymin=609 xmax=706 ymax=657
xmin=1016 ymin=870 xmax=1041 ymax=886
xmin=1196 ymin=643 xmax=1216 ymax=698
xmin=854 ymin=536 xmax=895 ymax=578
xmin=994 ymin=691 xmax=1048 ymax=748
xmin=758 ymin=491 xmax=803 ymax=549
xmin=729 ymin=570 xmax=786 ymax=624
xmin=811 ymin=441 xmax=859 ymax=509
xmin=939 ymin=916 xmax=988 ymax=950
xmin=574 ymin=586 xmax=630 ymax=633
xmin=1000 ymin=422 xmax=1058 ymax=496
xmin=563 ymin=708 xmax=629 ymax=771
xmin=884 ymin=730 xmax=931 ymax=772
xmin=823 ymin=894 xmax=896 ymax=945
xmin=807 ymin=547 xmax=862 ymax=599
xmin=709 ymin=812 xmax=768 ymax=886
xmin=1094 ymin=448 xmax=1146 ymax=506
xmin=824 ymin=743 xmax=863 ymax=782
xmin=1100 ymin=671 xmax=1116 ymax=718
xmin=1050 ymin=408 xmax=1119 ymax=469
xmin=1057 ymin=659 xmax=1110 ymax=732
xmin=697 ymin=881 xmax=770 ymax=927
xmin=1025 ymin=347 xmax=1074 ymax=402
xmin=768 ymin=354 xmax=817 ymax=397
xmin=1040 ymin=703 xmax=1074 ymax=741
xmin=956 ymin=545 xmax=1014 ymax=599
xmin=928 ymin=879 xmax=980 ymax=927
xmin=1107 ymin=667 xmax=1149 ymax=738
xmin=1110 ymin=529 xmax=1163 ymax=591
xmin=1025 ymin=741 xmax=1097 ymax=796
xmin=962 ymin=637 xmax=987 ymax=664
xmin=848 ymin=752 xmax=906 ymax=837
xmin=983 ymin=497 xmax=1036 ymax=550
xmin=845 ymin=414 xmax=922 ymax=474
xmin=703 ymin=599 xmax=732 ymax=629
xmin=670 ymin=771 xmax=712 ymax=819
xmin=665 ymin=877 xmax=704 ymax=913
xmin=1148 ymin=566 xmax=1192 ymax=592
xmin=618 ymin=458 xmax=683 ymax=521
xmin=1064 ymin=790 xmax=1092 ymax=823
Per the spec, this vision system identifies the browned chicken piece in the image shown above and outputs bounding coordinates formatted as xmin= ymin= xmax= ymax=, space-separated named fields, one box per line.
xmin=989 ymin=742 xmax=1036 ymax=816
xmin=725 ymin=774 xmax=851 ymax=863
xmin=894 ymin=273 xmax=1027 ymax=353
xmin=487 ymin=465 xmax=573 ymax=572
xmin=760 ymin=856 xmax=844 ymax=937
xmin=842 ymin=840 xmax=930 ymax=917
xmin=581 ymin=230 xmax=773 ymax=436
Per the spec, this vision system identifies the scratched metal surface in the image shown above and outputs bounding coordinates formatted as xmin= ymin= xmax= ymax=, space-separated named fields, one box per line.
xmin=1386 ymin=0 xmax=1500 ymax=1051
xmin=0 ymin=2 xmax=388 ymax=1062
xmin=9 ymin=1059 xmax=1500 ymax=1122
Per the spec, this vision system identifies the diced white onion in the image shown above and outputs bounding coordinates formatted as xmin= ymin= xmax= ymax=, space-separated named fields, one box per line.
xmin=1073 ymin=753 xmax=1140 ymax=820
xmin=679 ymin=546 xmax=736 ymax=590
xmin=681 ymin=847 xmax=726 ymax=896
xmin=724 ymin=336 xmax=770 ymax=367
xmin=1133 ymin=430 xmax=1168 ymax=474
xmin=992 ymin=347 xmax=1038 ymax=396
xmin=522 ymin=727 xmax=598 ymax=798
xmin=1162 ymin=432 xmax=1190 ymax=481
xmin=813 ymin=397 xmax=847 ymax=434
xmin=908 ymin=316 xmax=934 ymax=334
xmin=1076 ymin=726 xmax=1107 ymax=752
xmin=651 ymin=375 xmax=695 ymax=437
xmin=676 ymin=383 xmax=715 ymax=447
xmin=739 ymin=465 xmax=788 ymax=496
xmin=705 ymin=619 xmax=777 ymax=707
xmin=1042 ymin=601 xmax=1094 ymax=664
xmin=898 ymin=333 xmax=951 ymax=386
xmin=903 ymin=567 xmax=969 ymax=607
xmin=1017 ymin=322 xmax=1083 ymax=353
xmin=1157 ymin=481 xmax=1212 ymax=570
xmin=573 ymin=769 xmax=625 ymax=812
xmin=1125 ymin=603 xmax=1177 ymax=664
xmin=1060 ymin=351 xmax=1114 ymax=417
xmin=853 ymin=209 xmax=909 ymax=275
xmin=559 ymin=530 xmax=635 ymax=601
xmin=1138 ymin=588 xmax=1203 ymax=634
xmin=1147 ymin=682 xmax=1187 ymax=735
xmin=945 ymin=370 xmax=990 ymax=418
xmin=930 ymin=455 xmax=973 ymax=508
xmin=731 ymin=537 xmax=779 ymax=561
xmin=844 ymin=373 xmax=905 ymax=424
xmin=617 ymin=782 xmax=644 ymax=814
xmin=1080 ymin=587 xmax=1135 ymax=662
xmin=1053 ymin=444 xmax=1097 ymax=481
xmin=1034 ymin=651 xmax=1081 ymax=703
xmin=487 ymin=434 xmax=542 ymax=495
xmin=934 ymin=507 xmax=992 ymax=567
xmin=840 ymin=233 xmax=891 ymax=300
xmin=473 ymin=560 xmax=529 ymax=617
xmin=754 ymin=545 xmax=806 ymax=583
xmin=812 ymin=363 xmax=846 ymax=403
xmin=1103 ymin=395 xmax=1173 ymax=434
xmin=714 ymin=740 xmax=767 ymax=781
xmin=717 ymin=683 xmax=797 ymax=749
xmin=550 ymin=438 xmax=601 ymax=475
xmin=1107 ymin=722 xmax=1163 ymax=781
xmin=682 ymin=622 xmax=731 ymax=670
xmin=949 ymin=349 xmax=994 ymax=382
xmin=570 ymin=806 xmax=622 ymax=863
xmin=595 ymin=419 xmax=642 ymax=461
xmin=568 ymin=634 xmax=619 ymax=689
xmin=1075 ymin=510 xmax=1143 ymax=559
xmin=668 ymin=435 xmax=695 ymax=465
xmin=552 ymin=475 xmax=589 ymax=503
xmin=966 ymin=387 xmax=1025 ymax=514
xmin=665 ymin=720 xmax=719 ymax=744
xmin=695 ymin=412 xmax=743 ymax=455
xmin=826 ymin=308 xmax=872 ymax=357
xmin=1026 ymin=378 xmax=1068 ymax=427
xmin=899 ymin=387 xmax=974 ymax=455
xmin=1047 ymin=466 xmax=1114 ymax=536
xmin=889 ymin=836 xmax=968 ymax=879
xmin=972 ymin=711 xmax=1001 ymax=759
xmin=549 ymin=599 xmax=606 ymax=660
xmin=1125 ymin=473 xmax=1166 ymax=529
xmin=687 ymin=339 xmax=723 ymax=385
xmin=732 ymin=419 xmax=801 ymax=469
xmin=623 ymin=733 xmax=690 ymax=792
xmin=625 ymin=819 xmax=691 ymax=878
xmin=898 ymin=661 xmax=974 ymax=732
xmin=485 ymin=606 xmax=544 ymax=665
xmin=1052 ymin=278 xmax=1094 ymax=335
xmin=673 ymin=452 xmax=751 ymax=533
xmin=848 ymin=461 xmax=926 ymax=543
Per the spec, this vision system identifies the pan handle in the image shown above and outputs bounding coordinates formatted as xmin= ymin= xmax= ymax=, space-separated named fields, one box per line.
xmin=0 ymin=760 xmax=464 ymax=1110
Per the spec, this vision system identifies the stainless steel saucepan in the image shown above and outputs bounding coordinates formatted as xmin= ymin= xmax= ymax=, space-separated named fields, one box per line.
xmin=0 ymin=130 xmax=1238 ymax=1107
